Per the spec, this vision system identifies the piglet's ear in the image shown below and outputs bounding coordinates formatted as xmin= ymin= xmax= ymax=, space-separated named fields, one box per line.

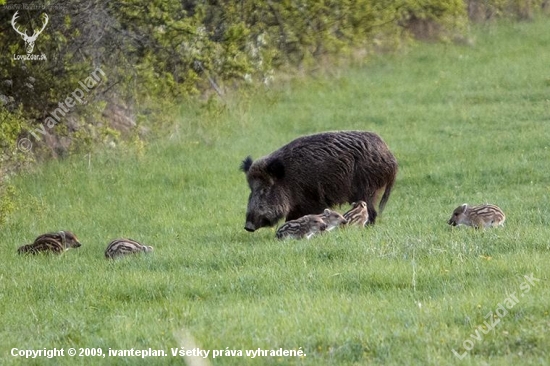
xmin=240 ymin=156 xmax=253 ymax=173
xmin=266 ymin=158 xmax=285 ymax=179
xmin=461 ymin=204 xmax=468 ymax=212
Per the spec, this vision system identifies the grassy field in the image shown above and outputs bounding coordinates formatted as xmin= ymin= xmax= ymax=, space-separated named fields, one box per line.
xmin=1 ymin=18 xmax=550 ymax=365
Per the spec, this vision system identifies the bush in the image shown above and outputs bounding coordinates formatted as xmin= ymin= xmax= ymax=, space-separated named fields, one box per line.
xmin=0 ymin=0 xmax=548 ymax=174
xmin=0 ymin=183 xmax=15 ymax=226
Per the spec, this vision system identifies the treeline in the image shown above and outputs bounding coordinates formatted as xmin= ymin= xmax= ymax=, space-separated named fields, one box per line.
xmin=0 ymin=0 xmax=548 ymax=219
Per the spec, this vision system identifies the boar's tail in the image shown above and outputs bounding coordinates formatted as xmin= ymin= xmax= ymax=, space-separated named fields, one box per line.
xmin=378 ymin=174 xmax=396 ymax=214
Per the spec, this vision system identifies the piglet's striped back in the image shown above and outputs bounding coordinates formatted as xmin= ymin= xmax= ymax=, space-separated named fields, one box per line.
xmin=105 ymin=238 xmax=154 ymax=259
xmin=448 ymin=203 xmax=505 ymax=229
xmin=343 ymin=201 xmax=369 ymax=227
xmin=17 ymin=231 xmax=81 ymax=255
xmin=275 ymin=215 xmax=327 ymax=240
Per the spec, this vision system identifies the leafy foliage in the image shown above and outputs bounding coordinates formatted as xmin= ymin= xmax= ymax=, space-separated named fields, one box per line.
xmin=0 ymin=0 xmax=547 ymax=174
xmin=0 ymin=183 xmax=15 ymax=226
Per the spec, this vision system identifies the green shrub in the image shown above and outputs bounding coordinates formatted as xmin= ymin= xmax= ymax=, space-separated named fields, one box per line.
xmin=0 ymin=183 xmax=15 ymax=226
xmin=0 ymin=0 xmax=548 ymax=171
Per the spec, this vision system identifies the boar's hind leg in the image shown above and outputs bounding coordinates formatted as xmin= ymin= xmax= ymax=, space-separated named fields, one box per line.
xmin=365 ymin=185 xmax=390 ymax=225
xmin=365 ymin=200 xmax=377 ymax=225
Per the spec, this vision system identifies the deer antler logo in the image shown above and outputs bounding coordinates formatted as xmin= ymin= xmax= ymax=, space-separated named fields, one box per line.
xmin=11 ymin=11 xmax=49 ymax=54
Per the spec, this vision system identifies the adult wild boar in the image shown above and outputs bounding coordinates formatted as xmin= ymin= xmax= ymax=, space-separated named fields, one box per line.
xmin=241 ymin=131 xmax=397 ymax=232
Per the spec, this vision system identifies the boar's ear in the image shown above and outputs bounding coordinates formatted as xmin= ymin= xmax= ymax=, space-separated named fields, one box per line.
xmin=240 ymin=156 xmax=253 ymax=173
xmin=266 ymin=158 xmax=285 ymax=179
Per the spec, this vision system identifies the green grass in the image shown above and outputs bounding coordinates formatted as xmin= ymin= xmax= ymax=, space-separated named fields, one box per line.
xmin=2 ymin=18 xmax=550 ymax=365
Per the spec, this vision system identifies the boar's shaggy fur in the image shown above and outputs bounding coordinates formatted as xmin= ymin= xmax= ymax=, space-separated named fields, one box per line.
xmin=241 ymin=131 xmax=398 ymax=232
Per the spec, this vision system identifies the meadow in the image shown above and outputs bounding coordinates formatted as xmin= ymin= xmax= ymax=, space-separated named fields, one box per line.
xmin=1 ymin=18 xmax=550 ymax=365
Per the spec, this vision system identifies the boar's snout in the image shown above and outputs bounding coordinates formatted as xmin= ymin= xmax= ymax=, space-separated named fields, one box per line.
xmin=448 ymin=219 xmax=456 ymax=226
xmin=244 ymin=221 xmax=256 ymax=232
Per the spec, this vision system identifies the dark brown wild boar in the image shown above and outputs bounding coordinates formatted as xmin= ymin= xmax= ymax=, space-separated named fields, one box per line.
xmin=241 ymin=131 xmax=398 ymax=232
